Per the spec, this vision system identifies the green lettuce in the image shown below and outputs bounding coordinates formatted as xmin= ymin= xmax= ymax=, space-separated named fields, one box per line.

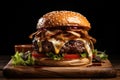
xmin=11 ymin=51 xmax=35 ymax=66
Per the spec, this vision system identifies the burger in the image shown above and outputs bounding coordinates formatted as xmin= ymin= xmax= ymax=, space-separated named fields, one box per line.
xmin=29 ymin=10 xmax=97 ymax=67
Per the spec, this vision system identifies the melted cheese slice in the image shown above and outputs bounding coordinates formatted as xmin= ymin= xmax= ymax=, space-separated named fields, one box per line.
xmin=48 ymin=38 xmax=67 ymax=54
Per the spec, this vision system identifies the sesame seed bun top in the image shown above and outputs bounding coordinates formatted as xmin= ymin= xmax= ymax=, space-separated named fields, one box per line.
xmin=37 ymin=10 xmax=91 ymax=30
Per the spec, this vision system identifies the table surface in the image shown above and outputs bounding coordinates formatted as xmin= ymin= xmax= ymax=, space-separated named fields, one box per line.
xmin=0 ymin=55 xmax=120 ymax=80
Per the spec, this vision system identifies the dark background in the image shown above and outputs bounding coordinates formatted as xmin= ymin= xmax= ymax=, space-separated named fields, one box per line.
xmin=1 ymin=0 xmax=119 ymax=59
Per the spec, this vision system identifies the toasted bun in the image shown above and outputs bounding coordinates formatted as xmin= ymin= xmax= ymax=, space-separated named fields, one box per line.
xmin=34 ymin=58 xmax=89 ymax=67
xmin=37 ymin=10 xmax=91 ymax=30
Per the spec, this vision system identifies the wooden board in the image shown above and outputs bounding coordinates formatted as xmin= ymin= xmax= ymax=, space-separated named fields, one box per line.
xmin=3 ymin=59 xmax=117 ymax=78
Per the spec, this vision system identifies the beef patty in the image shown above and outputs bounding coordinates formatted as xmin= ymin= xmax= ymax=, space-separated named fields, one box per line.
xmin=33 ymin=39 xmax=86 ymax=54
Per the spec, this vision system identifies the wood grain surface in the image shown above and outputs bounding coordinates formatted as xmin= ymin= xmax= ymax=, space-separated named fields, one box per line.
xmin=2 ymin=59 xmax=117 ymax=78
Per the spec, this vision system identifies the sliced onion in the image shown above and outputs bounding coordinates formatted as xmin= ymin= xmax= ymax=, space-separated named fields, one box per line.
xmin=45 ymin=31 xmax=55 ymax=36
xmin=67 ymin=31 xmax=81 ymax=37
xmin=29 ymin=31 xmax=39 ymax=39
xmin=89 ymin=40 xmax=94 ymax=50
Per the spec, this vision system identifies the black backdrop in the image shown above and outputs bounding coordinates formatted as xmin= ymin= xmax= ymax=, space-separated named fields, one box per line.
xmin=1 ymin=0 xmax=119 ymax=59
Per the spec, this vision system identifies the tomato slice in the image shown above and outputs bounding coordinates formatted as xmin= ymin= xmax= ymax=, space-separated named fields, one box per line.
xmin=32 ymin=51 xmax=46 ymax=58
xmin=63 ymin=54 xmax=80 ymax=60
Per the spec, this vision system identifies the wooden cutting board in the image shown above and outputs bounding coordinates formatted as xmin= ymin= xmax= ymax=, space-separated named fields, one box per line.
xmin=3 ymin=59 xmax=117 ymax=78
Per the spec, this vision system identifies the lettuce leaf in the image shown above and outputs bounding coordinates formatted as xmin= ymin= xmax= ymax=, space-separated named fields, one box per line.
xmin=80 ymin=53 xmax=87 ymax=58
xmin=93 ymin=49 xmax=108 ymax=60
xmin=11 ymin=51 xmax=35 ymax=66
xmin=46 ymin=52 xmax=63 ymax=60
xmin=97 ymin=51 xmax=108 ymax=60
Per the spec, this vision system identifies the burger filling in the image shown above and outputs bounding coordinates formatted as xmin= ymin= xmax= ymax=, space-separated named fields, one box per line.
xmin=11 ymin=27 xmax=108 ymax=66
xmin=30 ymin=26 xmax=95 ymax=64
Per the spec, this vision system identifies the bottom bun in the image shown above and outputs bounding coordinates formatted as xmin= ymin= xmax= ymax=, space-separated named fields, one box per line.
xmin=35 ymin=58 xmax=90 ymax=67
